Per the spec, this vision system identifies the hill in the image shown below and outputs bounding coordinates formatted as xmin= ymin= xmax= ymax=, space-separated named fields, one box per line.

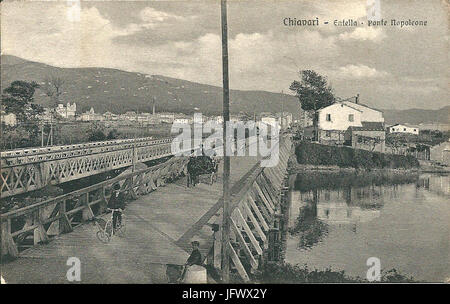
xmin=381 ymin=107 xmax=449 ymax=125
xmin=1 ymin=55 xmax=300 ymax=117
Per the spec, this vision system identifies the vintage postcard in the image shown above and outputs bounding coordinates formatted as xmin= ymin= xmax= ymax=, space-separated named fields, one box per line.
xmin=0 ymin=0 xmax=448 ymax=291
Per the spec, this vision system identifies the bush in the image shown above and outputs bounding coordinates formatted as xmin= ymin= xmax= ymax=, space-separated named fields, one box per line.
xmin=256 ymin=262 xmax=416 ymax=283
xmin=295 ymin=142 xmax=419 ymax=169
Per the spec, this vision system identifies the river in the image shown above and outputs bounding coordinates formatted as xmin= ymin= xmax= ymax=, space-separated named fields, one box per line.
xmin=285 ymin=171 xmax=449 ymax=282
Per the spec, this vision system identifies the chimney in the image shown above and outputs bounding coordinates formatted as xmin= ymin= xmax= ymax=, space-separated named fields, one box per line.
xmin=355 ymin=94 xmax=359 ymax=104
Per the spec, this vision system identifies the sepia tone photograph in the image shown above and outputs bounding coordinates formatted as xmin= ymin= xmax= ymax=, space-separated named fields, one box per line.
xmin=0 ymin=0 xmax=448 ymax=290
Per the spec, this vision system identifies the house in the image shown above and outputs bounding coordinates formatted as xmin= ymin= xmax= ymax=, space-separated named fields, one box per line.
xmin=341 ymin=101 xmax=384 ymax=123
xmin=157 ymin=113 xmax=175 ymax=123
xmin=345 ymin=122 xmax=386 ymax=152
xmin=318 ymin=100 xmax=386 ymax=149
xmin=103 ymin=111 xmax=118 ymax=121
xmin=388 ymin=124 xmax=419 ymax=135
xmin=174 ymin=114 xmax=192 ymax=125
xmin=55 ymin=102 xmax=76 ymax=119
xmin=80 ymin=107 xmax=103 ymax=121
xmin=317 ymin=102 xmax=363 ymax=144
xmin=275 ymin=112 xmax=293 ymax=129
xmin=261 ymin=115 xmax=278 ymax=128
xmin=430 ymin=141 xmax=450 ymax=166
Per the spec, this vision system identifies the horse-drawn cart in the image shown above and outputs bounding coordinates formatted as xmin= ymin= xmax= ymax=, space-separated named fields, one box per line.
xmin=186 ymin=156 xmax=220 ymax=187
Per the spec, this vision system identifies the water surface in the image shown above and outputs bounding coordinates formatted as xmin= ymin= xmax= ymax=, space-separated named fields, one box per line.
xmin=285 ymin=172 xmax=449 ymax=282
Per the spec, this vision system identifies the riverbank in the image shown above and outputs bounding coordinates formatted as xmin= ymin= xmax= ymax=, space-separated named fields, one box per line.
xmin=294 ymin=141 xmax=420 ymax=170
xmin=288 ymin=161 xmax=448 ymax=175
xmin=256 ymin=262 xmax=417 ymax=283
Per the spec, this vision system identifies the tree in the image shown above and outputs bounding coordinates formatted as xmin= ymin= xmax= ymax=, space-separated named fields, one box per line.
xmin=42 ymin=76 xmax=65 ymax=107
xmin=42 ymin=76 xmax=65 ymax=145
xmin=2 ymin=80 xmax=43 ymax=122
xmin=1 ymin=80 xmax=44 ymax=148
xmin=289 ymin=70 xmax=335 ymax=140
xmin=87 ymin=122 xmax=106 ymax=141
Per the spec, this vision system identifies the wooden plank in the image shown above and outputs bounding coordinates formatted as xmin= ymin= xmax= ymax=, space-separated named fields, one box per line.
xmin=258 ymin=177 xmax=277 ymax=209
xmin=254 ymin=182 xmax=274 ymax=214
xmin=1 ymin=221 xmax=18 ymax=258
xmin=234 ymin=208 xmax=262 ymax=255
xmin=213 ymin=228 xmax=222 ymax=269
xmin=228 ymin=242 xmax=250 ymax=282
xmin=242 ymin=201 xmax=266 ymax=244
xmin=230 ymin=218 xmax=258 ymax=269
xmin=247 ymin=194 xmax=269 ymax=231
xmin=249 ymin=190 xmax=271 ymax=223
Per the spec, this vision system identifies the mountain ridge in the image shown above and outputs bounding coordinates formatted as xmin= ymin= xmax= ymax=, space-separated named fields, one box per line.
xmin=1 ymin=55 xmax=448 ymax=125
xmin=1 ymin=55 xmax=300 ymax=117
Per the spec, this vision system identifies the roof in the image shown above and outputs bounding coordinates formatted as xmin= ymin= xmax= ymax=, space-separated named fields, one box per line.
xmin=348 ymin=122 xmax=385 ymax=131
xmin=388 ymin=123 xmax=420 ymax=129
xmin=342 ymin=101 xmax=382 ymax=113
xmin=319 ymin=102 xmax=362 ymax=112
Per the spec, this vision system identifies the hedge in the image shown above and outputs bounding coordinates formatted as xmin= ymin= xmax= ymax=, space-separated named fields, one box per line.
xmin=295 ymin=142 xmax=420 ymax=169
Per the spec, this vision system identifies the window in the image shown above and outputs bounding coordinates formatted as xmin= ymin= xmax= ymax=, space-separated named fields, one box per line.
xmin=414 ymin=129 xmax=417 ymax=132
xmin=404 ymin=128 xmax=406 ymax=131
xmin=326 ymin=131 xmax=331 ymax=137
xmin=348 ymin=114 xmax=354 ymax=122
xmin=326 ymin=114 xmax=331 ymax=121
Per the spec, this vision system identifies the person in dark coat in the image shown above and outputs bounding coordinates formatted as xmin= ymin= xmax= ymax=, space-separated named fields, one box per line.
xmin=179 ymin=240 xmax=203 ymax=281
xmin=186 ymin=241 xmax=202 ymax=266
xmin=107 ymin=183 xmax=126 ymax=230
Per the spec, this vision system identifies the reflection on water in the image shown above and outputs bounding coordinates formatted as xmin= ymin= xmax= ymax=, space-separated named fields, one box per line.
xmin=286 ymin=172 xmax=450 ymax=282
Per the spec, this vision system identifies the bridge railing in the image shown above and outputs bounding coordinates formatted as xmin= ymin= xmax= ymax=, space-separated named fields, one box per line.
xmin=217 ymin=136 xmax=292 ymax=282
xmin=178 ymin=134 xmax=292 ymax=282
xmin=0 ymin=137 xmax=179 ymax=198
xmin=0 ymin=155 xmax=189 ymax=258
xmin=1 ymin=137 xmax=173 ymax=167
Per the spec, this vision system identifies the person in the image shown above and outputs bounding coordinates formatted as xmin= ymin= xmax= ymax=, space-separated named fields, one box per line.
xmin=179 ymin=240 xmax=203 ymax=281
xmin=186 ymin=241 xmax=202 ymax=266
xmin=107 ymin=183 xmax=126 ymax=231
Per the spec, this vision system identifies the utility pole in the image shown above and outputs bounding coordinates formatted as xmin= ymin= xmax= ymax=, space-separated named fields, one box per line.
xmin=220 ymin=0 xmax=231 ymax=283
xmin=133 ymin=107 xmax=138 ymax=172
xmin=41 ymin=123 xmax=44 ymax=147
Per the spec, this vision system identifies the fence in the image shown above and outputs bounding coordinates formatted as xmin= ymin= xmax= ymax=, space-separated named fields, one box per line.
xmin=0 ymin=156 xmax=189 ymax=258
xmin=207 ymin=135 xmax=293 ymax=282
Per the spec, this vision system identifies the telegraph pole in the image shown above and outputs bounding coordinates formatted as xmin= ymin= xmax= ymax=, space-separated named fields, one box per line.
xmin=220 ymin=0 xmax=231 ymax=283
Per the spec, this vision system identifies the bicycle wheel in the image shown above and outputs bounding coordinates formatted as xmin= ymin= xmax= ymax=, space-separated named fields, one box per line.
xmin=105 ymin=220 xmax=113 ymax=237
xmin=96 ymin=230 xmax=110 ymax=243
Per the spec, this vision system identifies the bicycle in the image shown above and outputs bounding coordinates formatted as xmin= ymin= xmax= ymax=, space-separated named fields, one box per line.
xmin=94 ymin=208 xmax=126 ymax=243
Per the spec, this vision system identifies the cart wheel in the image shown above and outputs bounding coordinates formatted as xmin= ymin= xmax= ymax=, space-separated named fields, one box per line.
xmin=96 ymin=230 xmax=110 ymax=243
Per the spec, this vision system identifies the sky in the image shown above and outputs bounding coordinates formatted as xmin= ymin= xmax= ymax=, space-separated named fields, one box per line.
xmin=1 ymin=0 xmax=449 ymax=110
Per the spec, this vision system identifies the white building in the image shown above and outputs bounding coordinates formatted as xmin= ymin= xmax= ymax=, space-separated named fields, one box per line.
xmin=388 ymin=124 xmax=419 ymax=135
xmin=157 ymin=113 xmax=175 ymax=123
xmin=55 ymin=102 xmax=76 ymax=119
xmin=318 ymin=103 xmax=363 ymax=131
xmin=276 ymin=112 xmax=293 ymax=129
xmin=261 ymin=116 xmax=278 ymax=128
xmin=317 ymin=101 xmax=385 ymax=146
xmin=341 ymin=101 xmax=384 ymax=123
xmin=174 ymin=118 xmax=191 ymax=124
xmin=80 ymin=107 xmax=103 ymax=121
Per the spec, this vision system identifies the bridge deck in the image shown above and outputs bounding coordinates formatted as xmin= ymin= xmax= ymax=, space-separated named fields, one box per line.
xmin=1 ymin=155 xmax=258 ymax=283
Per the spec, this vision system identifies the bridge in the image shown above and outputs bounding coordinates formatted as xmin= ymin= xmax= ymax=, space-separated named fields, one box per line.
xmin=0 ymin=137 xmax=179 ymax=198
xmin=0 ymin=135 xmax=293 ymax=283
